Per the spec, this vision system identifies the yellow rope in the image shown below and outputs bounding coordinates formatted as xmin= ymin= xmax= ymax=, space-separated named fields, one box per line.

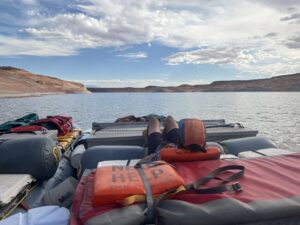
xmin=0 ymin=183 xmax=37 ymax=220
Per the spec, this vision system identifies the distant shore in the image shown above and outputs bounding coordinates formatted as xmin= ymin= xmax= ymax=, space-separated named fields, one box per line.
xmin=2 ymin=90 xmax=300 ymax=99
xmin=0 ymin=92 xmax=91 ymax=99
xmin=87 ymin=73 xmax=300 ymax=93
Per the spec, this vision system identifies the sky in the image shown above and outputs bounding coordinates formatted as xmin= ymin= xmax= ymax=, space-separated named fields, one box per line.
xmin=0 ymin=0 xmax=300 ymax=87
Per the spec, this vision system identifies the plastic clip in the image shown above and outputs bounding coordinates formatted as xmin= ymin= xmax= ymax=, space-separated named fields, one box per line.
xmin=232 ymin=182 xmax=243 ymax=192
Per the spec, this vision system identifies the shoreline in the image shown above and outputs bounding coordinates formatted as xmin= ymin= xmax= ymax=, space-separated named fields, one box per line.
xmin=0 ymin=92 xmax=90 ymax=99
xmin=1 ymin=91 xmax=300 ymax=99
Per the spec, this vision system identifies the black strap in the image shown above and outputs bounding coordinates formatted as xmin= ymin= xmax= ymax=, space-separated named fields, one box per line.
xmin=186 ymin=144 xmax=207 ymax=152
xmin=252 ymin=150 xmax=266 ymax=156
xmin=186 ymin=165 xmax=245 ymax=194
xmin=135 ymin=163 xmax=155 ymax=224
xmin=206 ymin=123 xmax=244 ymax=129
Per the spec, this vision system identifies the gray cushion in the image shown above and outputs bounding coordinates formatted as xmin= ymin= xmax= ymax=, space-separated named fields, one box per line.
xmin=80 ymin=145 xmax=146 ymax=174
xmin=206 ymin=142 xmax=225 ymax=154
xmin=221 ymin=136 xmax=277 ymax=156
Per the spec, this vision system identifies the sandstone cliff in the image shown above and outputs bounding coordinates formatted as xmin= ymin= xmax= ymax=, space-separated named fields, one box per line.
xmin=0 ymin=66 xmax=90 ymax=97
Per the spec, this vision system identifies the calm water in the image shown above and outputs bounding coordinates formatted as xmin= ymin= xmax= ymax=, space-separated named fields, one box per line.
xmin=0 ymin=92 xmax=299 ymax=150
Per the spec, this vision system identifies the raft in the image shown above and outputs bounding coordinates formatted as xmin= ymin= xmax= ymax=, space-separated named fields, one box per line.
xmin=0 ymin=114 xmax=299 ymax=225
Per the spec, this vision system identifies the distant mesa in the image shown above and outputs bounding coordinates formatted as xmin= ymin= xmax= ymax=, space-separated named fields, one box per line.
xmin=88 ymin=73 xmax=300 ymax=92
xmin=0 ymin=66 xmax=90 ymax=98
xmin=1 ymin=66 xmax=300 ymax=97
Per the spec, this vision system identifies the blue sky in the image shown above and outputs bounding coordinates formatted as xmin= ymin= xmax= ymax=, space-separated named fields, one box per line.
xmin=0 ymin=0 xmax=300 ymax=87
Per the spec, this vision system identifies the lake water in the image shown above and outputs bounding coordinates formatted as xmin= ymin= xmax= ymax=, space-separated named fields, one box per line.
xmin=0 ymin=92 xmax=299 ymax=150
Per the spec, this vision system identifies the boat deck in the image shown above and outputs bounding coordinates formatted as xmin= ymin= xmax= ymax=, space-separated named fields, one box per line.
xmin=87 ymin=120 xmax=258 ymax=147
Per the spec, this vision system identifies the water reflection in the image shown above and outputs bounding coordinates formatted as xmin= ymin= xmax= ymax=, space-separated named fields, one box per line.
xmin=0 ymin=92 xmax=299 ymax=150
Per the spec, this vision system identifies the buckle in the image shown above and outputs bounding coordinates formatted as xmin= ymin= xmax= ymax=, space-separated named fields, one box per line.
xmin=134 ymin=163 xmax=142 ymax=169
xmin=232 ymin=182 xmax=243 ymax=192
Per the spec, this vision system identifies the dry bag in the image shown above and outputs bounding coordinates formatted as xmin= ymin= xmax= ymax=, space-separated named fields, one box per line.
xmin=0 ymin=137 xmax=59 ymax=181
xmin=178 ymin=118 xmax=206 ymax=151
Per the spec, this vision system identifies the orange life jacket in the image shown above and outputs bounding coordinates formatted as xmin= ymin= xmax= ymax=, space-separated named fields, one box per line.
xmin=92 ymin=161 xmax=185 ymax=207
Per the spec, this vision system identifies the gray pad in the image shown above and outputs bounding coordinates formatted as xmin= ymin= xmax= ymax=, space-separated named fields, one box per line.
xmin=221 ymin=136 xmax=277 ymax=156
xmin=79 ymin=145 xmax=145 ymax=175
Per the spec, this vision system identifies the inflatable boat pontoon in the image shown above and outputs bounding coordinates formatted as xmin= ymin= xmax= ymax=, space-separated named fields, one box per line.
xmin=0 ymin=115 xmax=298 ymax=225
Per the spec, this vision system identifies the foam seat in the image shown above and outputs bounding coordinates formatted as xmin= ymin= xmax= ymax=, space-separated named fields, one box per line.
xmin=79 ymin=145 xmax=146 ymax=175
xmin=238 ymin=148 xmax=292 ymax=158
xmin=0 ymin=174 xmax=34 ymax=207
xmin=221 ymin=136 xmax=277 ymax=156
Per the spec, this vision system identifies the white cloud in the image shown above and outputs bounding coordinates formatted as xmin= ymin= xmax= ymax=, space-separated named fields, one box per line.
xmin=286 ymin=36 xmax=300 ymax=49
xmin=281 ymin=13 xmax=300 ymax=22
xmin=20 ymin=0 xmax=37 ymax=5
xmin=0 ymin=35 xmax=78 ymax=56
xmin=1 ymin=0 xmax=300 ymax=75
xmin=117 ymin=52 xmax=147 ymax=59
xmin=4 ymin=1 xmax=296 ymax=49
xmin=73 ymin=78 xmax=207 ymax=88
xmin=165 ymin=44 xmax=300 ymax=76
xmin=165 ymin=46 xmax=255 ymax=65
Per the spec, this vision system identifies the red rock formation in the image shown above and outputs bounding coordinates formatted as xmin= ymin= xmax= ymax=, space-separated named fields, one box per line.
xmin=0 ymin=66 xmax=90 ymax=97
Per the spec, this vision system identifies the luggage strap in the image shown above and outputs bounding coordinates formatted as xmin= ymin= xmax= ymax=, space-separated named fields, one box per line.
xmin=134 ymin=162 xmax=159 ymax=225
xmin=186 ymin=165 xmax=245 ymax=194
xmin=134 ymin=163 xmax=244 ymax=224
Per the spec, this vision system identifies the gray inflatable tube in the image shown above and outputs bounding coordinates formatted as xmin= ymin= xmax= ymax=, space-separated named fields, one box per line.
xmin=0 ymin=137 xmax=59 ymax=181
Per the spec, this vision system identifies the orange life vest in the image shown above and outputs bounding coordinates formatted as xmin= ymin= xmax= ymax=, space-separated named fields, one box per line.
xmin=92 ymin=161 xmax=185 ymax=207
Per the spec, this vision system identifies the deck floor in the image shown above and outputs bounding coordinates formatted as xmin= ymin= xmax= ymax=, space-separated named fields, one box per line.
xmin=87 ymin=121 xmax=258 ymax=147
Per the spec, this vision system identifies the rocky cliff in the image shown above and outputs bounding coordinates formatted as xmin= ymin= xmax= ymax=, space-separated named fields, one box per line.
xmin=88 ymin=73 xmax=300 ymax=92
xmin=0 ymin=66 xmax=90 ymax=97
xmin=207 ymin=74 xmax=300 ymax=92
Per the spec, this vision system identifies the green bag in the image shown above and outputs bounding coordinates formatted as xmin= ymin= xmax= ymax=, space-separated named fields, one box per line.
xmin=0 ymin=113 xmax=39 ymax=132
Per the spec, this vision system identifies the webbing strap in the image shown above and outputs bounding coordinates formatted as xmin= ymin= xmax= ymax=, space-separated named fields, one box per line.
xmin=186 ymin=165 xmax=245 ymax=194
xmin=253 ymin=150 xmax=267 ymax=156
xmin=135 ymin=163 xmax=155 ymax=224
xmin=186 ymin=144 xmax=207 ymax=152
